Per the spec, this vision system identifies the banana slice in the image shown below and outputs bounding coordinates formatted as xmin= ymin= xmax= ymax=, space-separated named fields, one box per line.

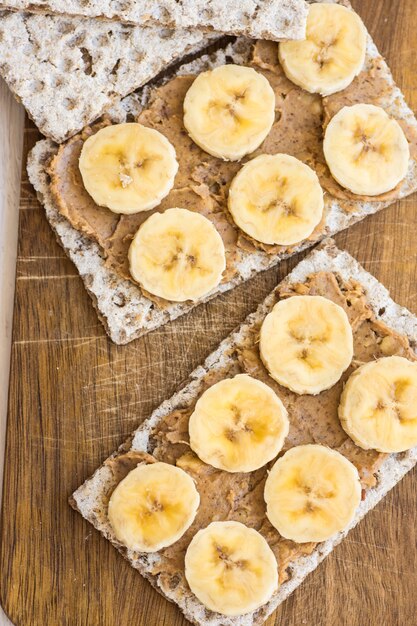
xmin=338 ymin=356 xmax=417 ymax=453
xmin=228 ymin=154 xmax=324 ymax=246
xmin=323 ymin=104 xmax=410 ymax=196
xmin=188 ymin=374 xmax=289 ymax=473
xmin=183 ymin=64 xmax=276 ymax=161
xmin=185 ymin=521 xmax=278 ymax=616
xmin=128 ymin=207 xmax=226 ymax=302
xmin=259 ymin=295 xmax=353 ymax=395
xmin=264 ymin=444 xmax=361 ymax=543
xmin=108 ymin=462 xmax=200 ymax=552
xmin=279 ymin=3 xmax=367 ymax=96
xmin=79 ymin=123 xmax=178 ymax=214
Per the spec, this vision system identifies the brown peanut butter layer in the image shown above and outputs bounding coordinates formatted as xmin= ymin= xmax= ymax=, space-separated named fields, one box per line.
xmin=100 ymin=271 xmax=416 ymax=592
xmin=48 ymin=41 xmax=417 ymax=305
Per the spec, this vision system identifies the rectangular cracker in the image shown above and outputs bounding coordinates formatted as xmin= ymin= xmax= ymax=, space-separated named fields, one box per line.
xmin=71 ymin=239 xmax=417 ymax=626
xmin=0 ymin=0 xmax=308 ymax=41
xmin=27 ymin=16 xmax=417 ymax=344
xmin=0 ymin=9 xmax=214 ymax=142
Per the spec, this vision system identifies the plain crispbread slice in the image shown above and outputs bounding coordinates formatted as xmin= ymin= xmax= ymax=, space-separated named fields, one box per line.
xmin=70 ymin=239 xmax=417 ymax=626
xmin=0 ymin=10 xmax=213 ymax=142
xmin=0 ymin=0 xmax=308 ymax=41
xmin=27 ymin=20 xmax=417 ymax=344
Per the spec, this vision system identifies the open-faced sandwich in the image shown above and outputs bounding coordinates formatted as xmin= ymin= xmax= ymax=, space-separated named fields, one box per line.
xmin=71 ymin=240 xmax=417 ymax=625
xmin=28 ymin=1 xmax=417 ymax=343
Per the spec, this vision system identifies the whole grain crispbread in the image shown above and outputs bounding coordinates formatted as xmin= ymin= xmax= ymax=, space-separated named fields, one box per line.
xmin=71 ymin=239 xmax=417 ymax=626
xmin=0 ymin=9 xmax=214 ymax=142
xmin=27 ymin=20 xmax=417 ymax=344
xmin=0 ymin=0 xmax=308 ymax=41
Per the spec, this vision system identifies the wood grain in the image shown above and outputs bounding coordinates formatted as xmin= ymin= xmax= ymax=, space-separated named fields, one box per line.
xmin=1 ymin=2 xmax=417 ymax=625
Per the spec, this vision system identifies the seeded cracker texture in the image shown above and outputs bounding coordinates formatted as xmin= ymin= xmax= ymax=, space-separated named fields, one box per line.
xmin=27 ymin=16 xmax=417 ymax=344
xmin=0 ymin=10 xmax=212 ymax=142
xmin=0 ymin=0 xmax=308 ymax=41
xmin=70 ymin=240 xmax=417 ymax=626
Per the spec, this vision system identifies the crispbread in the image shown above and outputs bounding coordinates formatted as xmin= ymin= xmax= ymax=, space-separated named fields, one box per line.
xmin=71 ymin=239 xmax=417 ymax=626
xmin=27 ymin=18 xmax=417 ymax=344
xmin=0 ymin=0 xmax=308 ymax=41
xmin=0 ymin=10 xmax=213 ymax=142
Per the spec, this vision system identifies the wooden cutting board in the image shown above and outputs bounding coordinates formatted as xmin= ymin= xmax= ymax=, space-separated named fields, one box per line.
xmin=1 ymin=2 xmax=417 ymax=624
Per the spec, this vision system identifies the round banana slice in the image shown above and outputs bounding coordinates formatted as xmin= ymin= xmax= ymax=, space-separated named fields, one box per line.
xmin=183 ymin=64 xmax=276 ymax=161
xmin=279 ymin=3 xmax=367 ymax=96
xmin=338 ymin=356 xmax=417 ymax=453
xmin=264 ymin=444 xmax=361 ymax=543
xmin=228 ymin=154 xmax=324 ymax=246
xmin=189 ymin=374 xmax=289 ymax=473
xmin=79 ymin=123 xmax=178 ymax=214
xmin=259 ymin=295 xmax=353 ymax=395
xmin=185 ymin=521 xmax=278 ymax=616
xmin=108 ymin=462 xmax=200 ymax=552
xmin=128 ymin=207 xmax=226 ymax=302
xmin=323 ymin=104 xmax=410 ymax=196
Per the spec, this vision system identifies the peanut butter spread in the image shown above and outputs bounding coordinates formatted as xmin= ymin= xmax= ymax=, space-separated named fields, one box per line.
xmin=48 ymin=41 xmax=417 ymax=304
xmin=103 ymin=272 xmax=416 ymax=597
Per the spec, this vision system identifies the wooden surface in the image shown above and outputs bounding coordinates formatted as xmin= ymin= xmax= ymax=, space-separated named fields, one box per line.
xmin=1 ymin=2 xmax=417 ymax=625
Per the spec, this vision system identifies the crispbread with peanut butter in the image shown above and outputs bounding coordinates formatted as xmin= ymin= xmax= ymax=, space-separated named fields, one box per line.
xmin=70 ymin=239 xmax=417 ymax=626
xmin=27 ymin=8 xmax=417 ymax=344
xmin=0 ymin=0 xmax=308 ymax=42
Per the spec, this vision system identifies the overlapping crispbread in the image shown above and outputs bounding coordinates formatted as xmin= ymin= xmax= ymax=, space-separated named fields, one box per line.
xmin=71 ymin=239 xmax=417 ymax=626
xmin=0 ymin=0 xmax=308 ymax=41
xmin=0 ymin=0 xmax=308 ymax=141
xmin=27 ymin=14 xmax=417 ymax=344
xmin=0 ymin=10 xmax=214 ymax=142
